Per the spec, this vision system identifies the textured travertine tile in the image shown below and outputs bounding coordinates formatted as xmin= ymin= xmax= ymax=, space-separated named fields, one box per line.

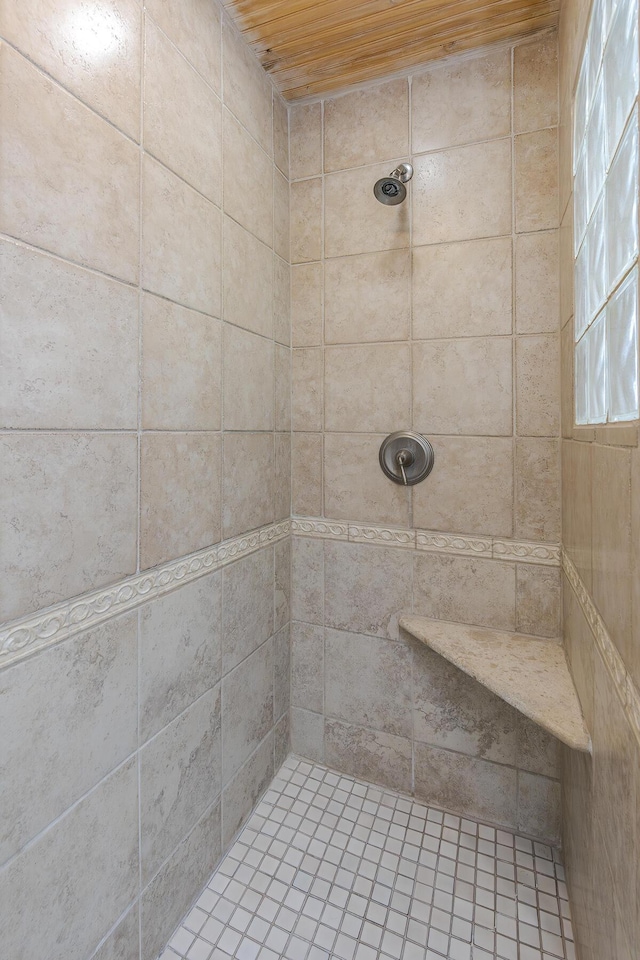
xmin=515 ymin=128 xmax=559 ymax=232
xmin=291 ymin=178 xmax=323 ymax=262
xmin=141 ymin=801 xmax=221 ymax=960
xmin=223 ymin=110 xmax=273 ymax=247
xmin=292 ymin=433 xmax=323 ymax=517
xmin=632 ymin=446 xmax=640 ymax=689
xmin=140 ymin=432 xmax=222 ymax=569
xmin=0 ymin=45 xmax=139 ymax=282
xmin=142 ymin=293 xmax=222 ymax=431
xmin=275 ymin=432 xmax=291 ymax=522
xmin=413 ymin=641 xmax=518 ymax=764
xmin=140 ymin=687 xmax=221 ymax=884
xmin=325 ymin=250 xmax=411 ymax=344
xmin=223 ymin=325 xmax=274 ymax=431
xmin=0 ymin=760 xmax=138 ymax=960
xmin=413 ymin=238 xmax=512 ymax=339
xmin=516 ymin=335 xmax=560 ymax=436
xmin=325 ymin=629 xmax=412 ymax=737
xmin=559 ymin=203 xmax=574 ymax=329
xmin=291 ymin=622 xmax=324 ymax=713
xmin=514 ymin=34 xmax=559 ymax=133
xmin=325 ymin=719 xmax=412 ymax=794
xmin=222 ymin=641 xmax=273 ymax=783
xmin=412 ymin=139 xmax=511 ymax=245
xmin=292 ymin=262 xmax=323 ymax=347
xmin=0 ymin=0 xmax=141 ymax=139
xmin=561 ymin=320 xmax=573 ymax=440
xmin=412 ymin=49 xmax=511 ymax=153
xmin=413 ymin=436 xmax=513 ymax=537
xmin=144 ymin=0 xmax=221 ymax=91
xmin=222 ymin=20 xmax=272 ymax=156
xmin=1 ymin=240 xmax=138 ymax=430
xmin=222 ymin=433 xmax=274 ymax=539
xmin=273 ymin=92 xmax=288 ymax=176
xmin=413 ymin=554 xmax=516 ymax=631
xmin=324 ymin=78 xmax=409 ymax=171
xmin=291 ymin=708 xmax=325 ymax=762
xmin=515 ymin=437 xmax=561 ymax=542
xmin=562 ymin=440 xmax=592 ymax=589
xmin=223 ymin=216 xmax=273 ymax=338
xmin=222 ymin=547 xmax=274 ymax=674
xmin=516 ymin=564 xmax=561 ymax=638
xmin=413 ymin=338 xmax=513 ymax=436
xmin=517 ymin=715 xmax=561 ymax=779
xmin=140 ymin=575 xmax=222 ymax=742
xmin=289 ymin=102 xmax=322 ymax=179
xmin=325 ymin=162 xmax=410 ymax=257
xmin=274 ymin=624 xmax=291 ymax=720
xmin=414 ymin=743 xmax=517 ymax=827
xmin=592 ymin=444 xmax=633 ymax=669
xmin=517 ymin=773 xmax=561 ymax=843
xmin=0 ymin=433 xmax=137 ymax=621
xmin=325 ymin=343 xmax=411 ymax=432
xmin=221 ymin=736 xmax=274 ymax=850
xmin=292 ymin=347 xmax=323 ymax=431
xmin=291 ymin=536 xmax=324 ymax=625
xmin=275 ymin=343 xmax=291 ymax=432
xmin=324 ymin=541 xmax=413 ymax=640
xmin=275 ymin=540 xmax=291 ymax=632
xmin=273 ymin=255 xmax=291 ymax=347
xmin=563 ymin=576 xmax=595 ymax=730
xmin=0 ymin=614 xmax=137 ymax=866
xmin=515 ymin=231 xmax=560 ymax=334
xmin=92 ymin=905 xmax=139 ymax=960
xmin=324 ymin=433 xmax=411 ymax=527
xmin=142 ymin=156 xmax=221 ymax=316
xmin=144 ymin=19 xmax=221 ymax=204
xmin=274 ymin=713 xmax=290 ymax=768
xmin=274 ymin=167 xmax=290 ymax=261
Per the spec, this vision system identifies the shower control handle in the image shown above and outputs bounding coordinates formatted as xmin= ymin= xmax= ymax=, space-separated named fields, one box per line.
xmin=379 ymin=432 xmax=435 ymax=486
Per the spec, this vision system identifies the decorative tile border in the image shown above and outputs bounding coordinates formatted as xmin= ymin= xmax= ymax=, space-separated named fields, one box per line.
xmin=0 ymin=520 xmax=290 ymax=670
xmin=292 ymin=517 xmax=561 ymax=566
xmin=563 ymin=550 xmax=640 ymax=748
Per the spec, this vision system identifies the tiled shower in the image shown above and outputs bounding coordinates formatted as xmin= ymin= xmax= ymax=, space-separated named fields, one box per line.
xmin=0 ymin=1 xmax=638 ymax=960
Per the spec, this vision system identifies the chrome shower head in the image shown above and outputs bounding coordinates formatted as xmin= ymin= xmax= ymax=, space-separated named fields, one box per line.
xmin=373 ymin=163 xmax=413 ymax=205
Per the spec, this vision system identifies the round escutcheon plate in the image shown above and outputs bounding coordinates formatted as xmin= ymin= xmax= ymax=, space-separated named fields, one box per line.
xmin=379 ymin=431 xmax=435 ymax=486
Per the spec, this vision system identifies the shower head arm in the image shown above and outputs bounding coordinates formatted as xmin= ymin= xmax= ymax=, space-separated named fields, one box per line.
xmin=389 ymin=162 xmax=413 ymax=183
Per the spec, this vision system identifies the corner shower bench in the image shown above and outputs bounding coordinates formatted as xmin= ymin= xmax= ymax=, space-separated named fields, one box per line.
xmin=399 ymin=616 xmax=591 ymax=753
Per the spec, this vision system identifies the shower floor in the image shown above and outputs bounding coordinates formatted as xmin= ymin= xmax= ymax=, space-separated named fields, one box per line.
xmin=160 ymin=757 xmax=575 ymax=960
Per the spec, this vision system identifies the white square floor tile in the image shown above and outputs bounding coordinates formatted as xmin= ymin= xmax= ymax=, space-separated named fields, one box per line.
xmin=160 ymin=757 xmax=574 ymax=960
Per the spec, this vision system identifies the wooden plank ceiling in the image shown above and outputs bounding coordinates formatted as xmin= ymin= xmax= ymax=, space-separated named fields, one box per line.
xmin=222 ymin=0 xmax=559 ymax=100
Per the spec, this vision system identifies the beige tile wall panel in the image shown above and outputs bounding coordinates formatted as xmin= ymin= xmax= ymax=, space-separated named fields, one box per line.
xmin=289 ymin=102 xmax=322 ymax=179
xmin=324 ymin=78 xmax=409 ymax=172
xmin=323 ymin=433 xmax=411 ymax=527
xmin=223 ymin=324 xmax=274 ymax=431
xmin=514 ymin=231 xmax=560 ymax=334
xmin=325 ymin=162 xmax=410 ymax=257
xmin=325 ymin=250 xmax=411 ymax=344
xmin=223 ymin=109 xmax=273 ymax=246
xmin=145 ymin=0 xmax=221 ymax=92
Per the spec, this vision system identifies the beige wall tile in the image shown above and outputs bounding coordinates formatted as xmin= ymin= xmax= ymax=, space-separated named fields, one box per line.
xmin=413 ymin=436 xmax=513 ymax=537
xmin=273 ymin=92 xmax=289 ymax=176
xmin=223 ymin=216 xmax=273 ymax=338
xmin=324 ymin=433 xmax=411 ymax=527
xmin=291 ymin=622 xmax=324 ymax=713
xmin=275 ymin=343 xmax=291 ymax=432
xmin=144 ymin=0 xmax=221 ymax=91
xmin=324 ymin=541 xmax=413 ymax=640
xmin=222 ymin=433 xmax=274 ymax=539
xmin=222 ymin=548 xmax=274 ymax=674
xmin=144 ymin=19 xmax=221 ymax=204
xmin=517 ymin=715 xmax=561 ymax=778
xmin=516 ymin=564 xmax=561 ymax=637
xmin=517 ymin=773 xmax=561 ymax=843
xmin=275 ymin=433 xmax=291 ymax=521
xmin=325 ymin=343 xmax=411 ymax=433
xmin=516 ymin=334 xmax=560 ymax=436
xmin=515 ymin=231 xmax=560 ymax=334
xmin=562 ymin=439 xmax=593 ymax=588
xmin=561 ymin=320 xmax=574 ymax=439
xmin=324 ymin=78 xmax=409 ymax=172
xmin=412 ymin=139 xmax=512 ymax=245
xmin=515 ymin=437 xmax=561 ymax=541
xmin=140 ymin=432 xmax=221 ymax=569
xmin=515 ymin=128 xmax=559 ymax=232
xmin=1 ymin=240 xmax=138 ymax=430
xmin=222 ymin=640 xmax=273 ymax=784
xmin=413 ymin=238 xmax=512 ymax=339
xmin=412 ymin=49 xmax=511 ymax=153
xmin=325 ymin=162 xmax=410 ymax=257
xmin=275 ymin=539 xmax=291 ymax=632
xmin=291 ymin=708 xmax=325 ymax=762
xmin=0 ymin=0 xmax=142 ymax=140
xmin=325 ymin=718 xmax=412 ymax=794
xmin=289 ymin=102 xmax=322 ymax=179
xmin=220 ymin=734 xmax=273 ymax=849
xmin=325 ymin=250 xmax=410 ymax=344
xmin=563 ymin=574 xmax=595 ymax=729
xmin=223 ymin=109 xmax=273 ymax=247
xmin=223 ymin=325 xmax=274 ymax=431
xmin=0 ymin=45 xmax=139 ymax=283
xmin=274 ymin=167 xmax=290 ymax=261
xmin=560 ymin=202 xmax=575 ymax=328
xmin=292 ymin=347 xmax=323 ymax=431
xmin=291 ymin=177 xmax=323 ymax=262
xmin=274 ymin=623 xmax=290 ymax=717
xmin=222 ymin=19 xmax=272 ymax=156
xmin=632 ymin=446 xmax=640 ymax=689
xmin=413 ymin=554 xmax=517 ymax=631
xmin=292 ymin=262 xmax=323 ymax=347
xmin=413 ymin=338 xmax=513 ymax=436
xmin=292 ymin=434 xmax=323 ymax=517
xmin=273 ymin=255 xmax=291 ymax=346
xmin=292 ymin=537 xmax=324 ymax=629
xmin=142 ymin=293 xmax=222 ymax=431
xmin=513 ymin=34 xmax=559 ymax=133
xmin=142 ymin=155 xmax=221 ymax=315
xmin=0 ymin=433 xmax=137 ymax=621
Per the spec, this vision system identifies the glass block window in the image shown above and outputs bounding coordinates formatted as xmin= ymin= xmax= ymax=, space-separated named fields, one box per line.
xmin=573 ymin=0 xmax=639 ymax=423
